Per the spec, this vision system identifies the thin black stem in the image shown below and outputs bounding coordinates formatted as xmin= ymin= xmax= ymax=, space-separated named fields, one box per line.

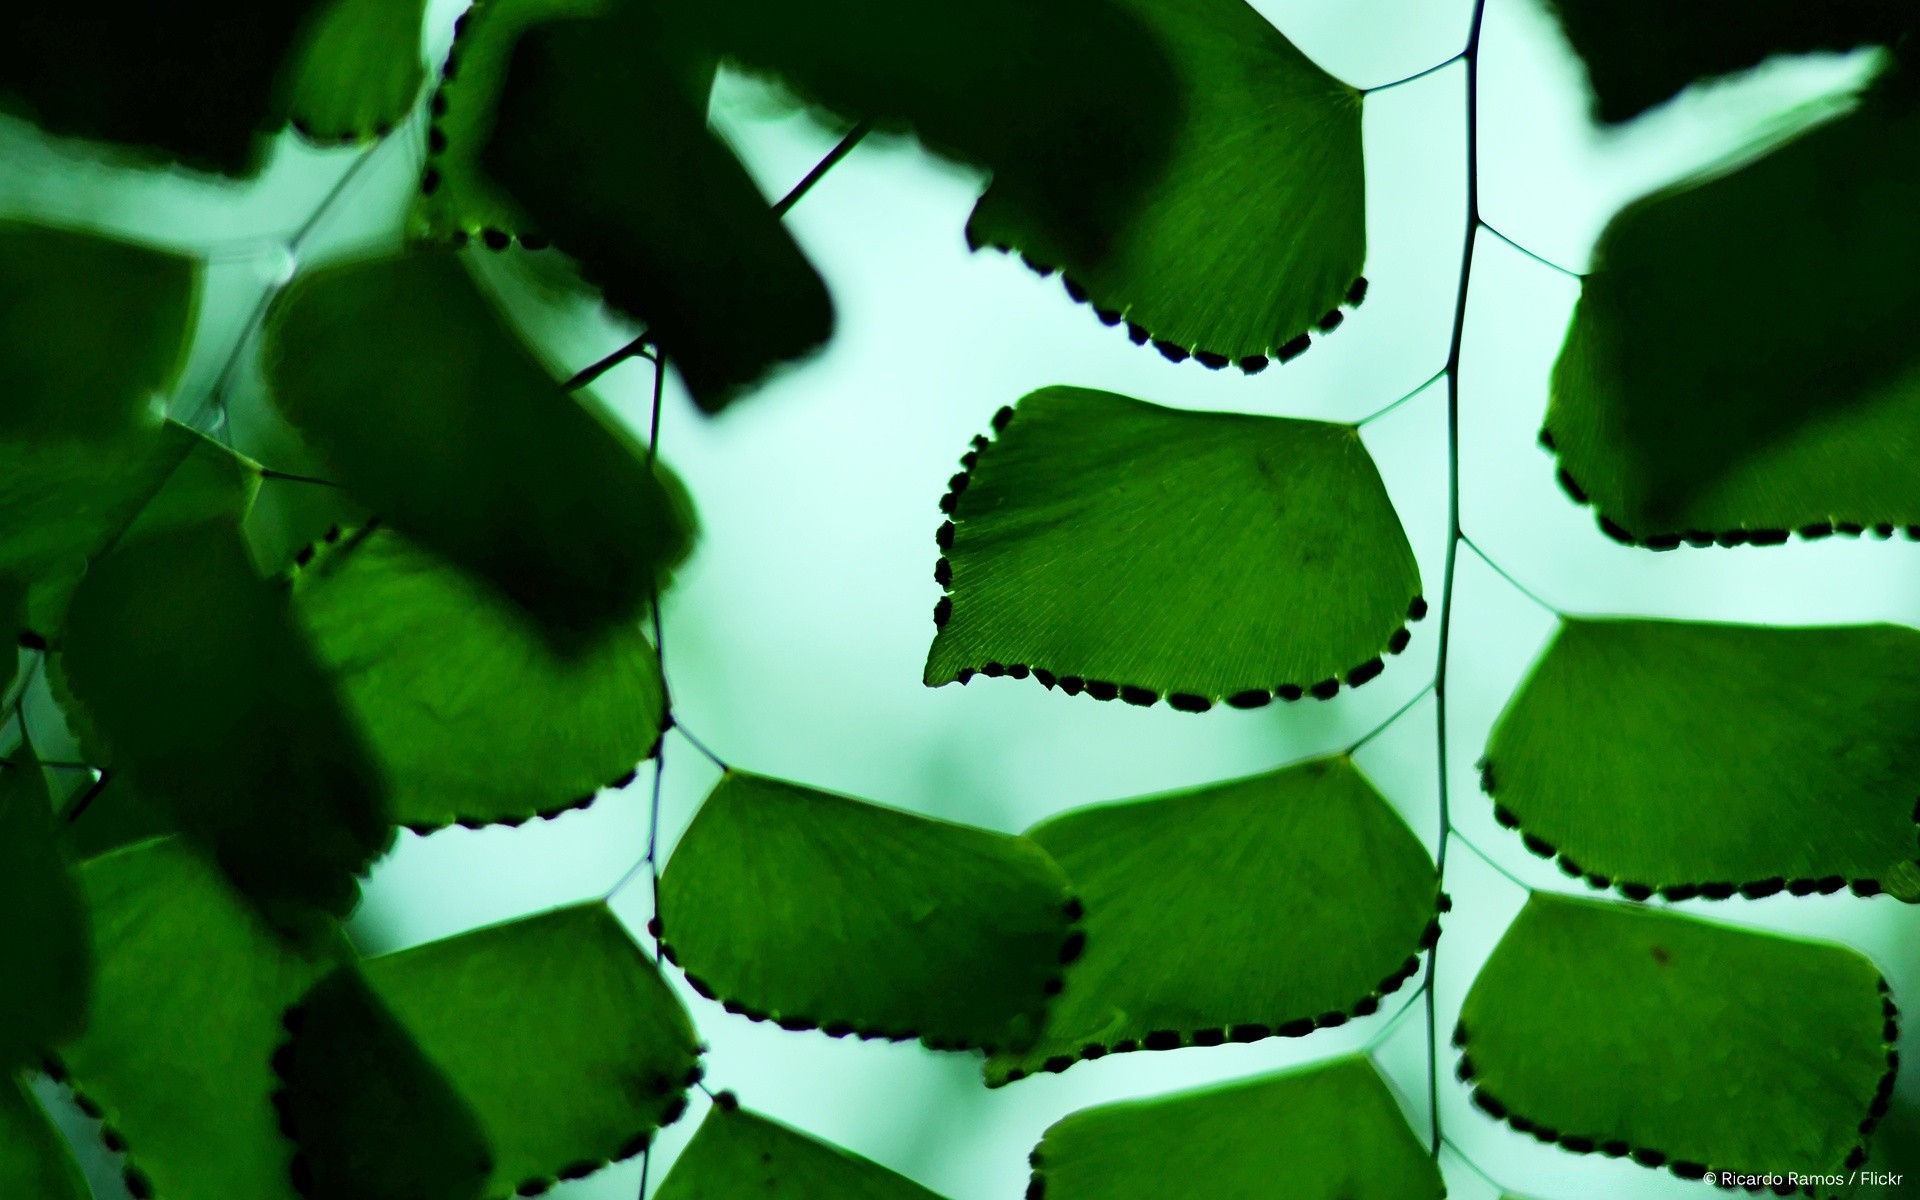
xmin=563 ymin=338 xmax=657 ymax=393
xmin=1479 ymin=220 xmax=1583 ymax=279
xmin=259 ymin=467 xmax=343 ymax=488
xmin=1442 ymin=1135 xmax=1520 ymax=1194
xmin=60 ymin=769 xmax=112 ymax=826
xmin=636 ymin=1146 xmax=652 ymax=1200
xmin=1461 ymin=535 xmax=1560 ymax=614
xmin=1356 ymin=367 xmax=1448 ymax=428
xmin=1364 ymin=50 xmax=1469 ymax=95
xmin=1453 ymin=828 xmax=1535 ymax=892
xmin=674 ymin=724 xmax=728 ymax=771
xmin=771 ymin=121 xmax=872 ymax=218
xmin=1348 ymin=681 xmax=1437 ymax=756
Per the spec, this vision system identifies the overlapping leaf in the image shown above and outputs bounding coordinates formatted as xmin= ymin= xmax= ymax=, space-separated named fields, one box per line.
xmin=291 ymin=526 xmax=665 ymax=830
xmin=1547 ymin=90 xmax=1920 ymax=546
xmin=0 ymin=1080 xmax=87 ymax=1200
xmin=0 ymin=749 xmax=90 ymax=1073
xmin=927 ymin=388 xmax=1423 ymax=710
xmin=263 ymin=247 xmax=691 ymax=640
xmin=1027 ymin=1056 xmax=1443 ymax=1200
xmin=656 ymin=1104 xmax=945 ymax=1200
xmin=658 ymin=771 xmax=1077 ymax=1051
xmin=1458 ymin=894 xmax=1894 ymax=1183
xmin=285 ymin=0 xmax=431 ymax=143
xmin=987 ymin=756 xmax=1438 ymax=1084
xmin=1484 ymin=618 xmax=1920 ymax=901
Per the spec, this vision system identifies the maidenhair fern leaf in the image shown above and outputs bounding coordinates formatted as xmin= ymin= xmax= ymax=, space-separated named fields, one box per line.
xmin=1483 ymin=618 xmax=1920 ymax=901
xmin=657 ymin=771 xmax=1078 ymax=1052
xmin=0 ymin=1080 xmax=88 ymax=1200
xmin=926 ymin=388 xmax=1422 ymax=710
xmin=290 ymin=526 xmax=664 ymax=831
xmin=1027 ymin=1055 xmax=1443 ymax=1200
xmin=263 ymin=247 xmax=692 ymax=641
xmin=655 ymin=1103 xmax=945 ymax=1200
xmin=1457 ymin=894 xmax=1895 ymax=1184
xmin=285 ymin=0 xmax=431 ymax=144
xmin=55 ymin=838 xmax=340 ymax=1200
xmin=1547 ymin=89 xmax=1920 ymax=546
xmin=987 ymin=756 xmax=1438 ymax=1084
xmin=344 ymin=904 xmax=701 ymax=1197
xmin=0 ymin=749 xmax=90 ymax=1074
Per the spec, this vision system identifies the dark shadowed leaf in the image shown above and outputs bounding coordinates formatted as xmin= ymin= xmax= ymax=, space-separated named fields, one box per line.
xmin=62 ymin=774 xmax=170 ymax=863
xmin=285 ymin=0 xmax=430 ymax=144
xmin=0 ymin=1079 xmax=88 ymax=1200
xmin=656 ymin=1105 xmax=944 ymax=1200
xmin=291 ymin=526 xmax=664 ymax=830
xmin=987 ymin=756 xmax=1437 ymax=1084
xmin=57 ymin=838 xmax=339 ymax=1200
xmin=1548 ymin=91 xmax=1920 ymax=545
xmin=927 ymin=387 xmax=1422 ymax=709
xmin=1484 ymin=618 xmax=1920 ymax=901
xmin=1027 ymin=1056 xmax=1442 ymax=1200
xmin=1458 ymin=894 xmax=1893 ymax=1182
xmin=353 ymin=904 xmax=700 ymax=1197
xmin=263 ymin=247 xmax=691 ymax=639
xmin=0 ymin=748 xmax=90 ymax=1073
xmin=658 ymin=770 xmax=1077 ymax=1051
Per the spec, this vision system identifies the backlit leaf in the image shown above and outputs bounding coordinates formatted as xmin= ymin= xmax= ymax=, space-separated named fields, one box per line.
xmin=926 ymin=387 xmax=1423 ymax=710
xmin=0 ymin=748 xmax=90 ymax=1073
xmin=1457 ymin=894 xmax=1894 ymax=1182
xmin=987 ymin=756 xmax=1438 ymax=1085
xmin=658 ymin=770 xmax=1077 ymax=1052
xmin=285 ymin=0 xmax=431 ymax=144
xmin=0 ymin=1079 xmax=87 ymax=1200
xmin=655 ymin=1104 xmax=944 ymax=1200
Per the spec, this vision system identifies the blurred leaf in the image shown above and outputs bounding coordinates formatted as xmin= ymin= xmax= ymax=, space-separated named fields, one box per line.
xmin=58 ymin=519 xmax=392 ymax=921
xmin=291 ymin=526 xmax=664 ymax=830
xmin=926 ymin=387 xmax=1423 ymax=709
xmin=353 ymin=904 xmax=700 ymax=1196
xmin=1484 ymin=618 xmax=1920 ymax=901
xmin=479 ymin=10 xmax=834 ymax=410
xmin=1028 ymin=1055 xmax=1443 ymax=1200
xmin=658 ymin=770 xmax=1077 ymax=1052
xmin=987 ymin=756 xmax=1437 ymax=1085
xmin=61 ymin=773 xmax=169 ymax=863
xmin=0 ymin=223 xmax=196 ymax=437
xmin=656 ymin=1104 xmax=944 ymax=1200
xmin=285 ymin=0 xmax=430 ymax=144
xmin=275 ymin=967 xmax=491 ymax=1200
xmin=263 ymin=247 xmax=691 ymax=640
xmin=0 ymin=1079 xmax=87 ymax=1200
xmin=57 ymin=838 xmax=340 ymax=1200
xmin=0 ymin=749 xmax=90 ymax=1073
xmin=1458 ymin=894 xmax=1894 ymax=1181
xmin=966 ymin=0 xmax=1364 ymax=368
xmin=1548 ymin=92 xmax=1920 ymax=546
xmin=0 ymin=5 xmax=324 ymax=173
xmin=1544 ymin=0 xmax=1912 ymax=123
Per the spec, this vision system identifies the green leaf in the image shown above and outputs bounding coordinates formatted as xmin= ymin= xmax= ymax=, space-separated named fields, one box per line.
xmin=263 ymin=247 xmax=692 ymax=640
xmin=987 ymin=755 xmax=1438 ymax=1085
xmin=965 ymin=0 xmax=1366 ymax=369
xmin=0 ymin=5 xmax=325 ymax=174
xmin=291 ymin=525 xmax=664 ymax=831
xmin=658 ymin=770 xmax=1078 ymax=1052
xmin=1027 ymin=1055 xmax=1443 ymax=1200
xmin=274 ymin=967 xmax=492 ymax=1200
xmin=56 ymin=838 xmax=340 ymax=1200
xmin=1483 ymin=618 xmax=1920 ymax=902
xmin=0 ymin=749 xmax=91 ymax=1073
xmin=1547 ymin=91 xmax=1920 ymax=547
xmin=1543 ymin=0 xmax=1913 ymax=123
xmin=926 ymin=387 xmax=1423 ymax=710
xmin=350 ymin=904 xmax=701 ymax=1197
xmin=655 ymin=1103 xmax=944 ymax=1200
xmin=1457 ymin=894 xmax=1896 ymax=1182
xmin=58 ymin=519 xmax=392 ymax=921
xmin=285 ymin=0 xmax=430 ymax=144
xmin=62 ymin=774 xmax=170 ymax=863
xmin=0 ymin=223 xmax=196 ymax=438
xmin=0 ymin=1079 xmax=87 ymax=1200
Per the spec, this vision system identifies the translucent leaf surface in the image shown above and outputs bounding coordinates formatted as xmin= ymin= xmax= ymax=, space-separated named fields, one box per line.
xmin=1483 ymin=618 xmax=1920 ymax=901
xmin=59 ymin=520 xmax=392 ymax=920
xmin=286 ymin=0 xmax=430 ymax=143
xmin=352 ymin=904 xmax=700 ymax=1197
xmin=56 ymin=838 xmax=339 ymax=1200
xmin=987 ymin=756 xmax=1438 ymax=1084
xmin=1027 ymin=1055 xmax=1443 ymax=1200
xmin=1458 ymin=894 xmax=1895 ymax=1183
xmin=0 ymin=750 xmax=90 ymax=1073
xmin=0 ymin=223 xmax=196 ymax=437
xmin=0 ymin=1079 xmax=87 ymax=1200
xmin=291 ymin=526 xmax=664 ymax=831
xmin=1547 ymin=92 xmax=1920 ymax=547
xmin=655 ymin=1104 xmax=944 ymax=1200
xmin=263 ymin=247 xmax=691 ymax=639
xmin=658 ymin=771 xmax=1078 ymax=1051
xmin=926 ymin=388 xmax=1423 ymax=710
xmin=965 ymin=0 xmax=1366 ymax=368
xmin=1544 ymin=0 xmax=1913 ymax=122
